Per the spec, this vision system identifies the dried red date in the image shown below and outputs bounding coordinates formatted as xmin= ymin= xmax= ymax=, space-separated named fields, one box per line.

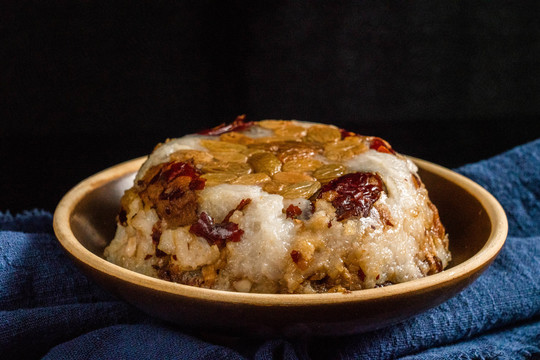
xmin=197 ymin=114 xmax=255 ymax=135
xmin=318 ymin=172 xmax=383 ymax=221
xmin=189 ymin=211 xmax=245 ymax=247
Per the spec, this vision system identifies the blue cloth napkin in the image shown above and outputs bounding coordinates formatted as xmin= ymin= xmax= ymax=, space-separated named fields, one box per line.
xmin=1 ymin=139 xmax=539 ymax=360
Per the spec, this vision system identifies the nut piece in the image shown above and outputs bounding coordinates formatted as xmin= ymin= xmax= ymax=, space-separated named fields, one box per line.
xmin=312 ymin=164 xmax=348 ymax=184
xmin=248 ymin=152 xmax=282 ymax=176
xmin=306 ymin=124 xmax=341 ymax=144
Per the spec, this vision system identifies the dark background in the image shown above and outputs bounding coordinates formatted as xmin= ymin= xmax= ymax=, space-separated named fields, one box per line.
xmin=2 ymin=1 xmax=539 ymax=213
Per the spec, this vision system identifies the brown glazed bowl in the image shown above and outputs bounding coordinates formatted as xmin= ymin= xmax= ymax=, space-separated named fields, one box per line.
xmin=53 ymin=156 xmax=508 ymax=337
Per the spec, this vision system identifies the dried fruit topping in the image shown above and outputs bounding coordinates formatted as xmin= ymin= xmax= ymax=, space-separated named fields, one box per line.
xmin=272 ymin=171 xmax=314 ymax=184
xmin=222 ymin=198 xmax=252 ymax=223
xmin=369 ymin=137 xmax=395 ymax=154
xmin=339 ymin=128 xmax=356 ymax=139
xmin=290 ymin=250 xmax=301 ymax=263
xmin=190 ymin=199 xmax=251 ymax=247
xmin=200 ymin=139 xmax=248 ymax=153
xmin=306 ymin=124 xmax=341 ymax=143
xmin=233 ymin=173 xmax=271 ymax=185
xmin=285 ymin=204 xmax=302 ymax=219
xmin=312 ymin=163 xmax=347 ymax=184
xmin=324 ymin=136 xmax=369 ymax=161
xmin=198 ymin=115 xmax=254 ymax=135
xmin=201 ymin=173 xmax=238 ymax=186
xmin=279 ymin=181 xmax=321 ymax=199
xmin=139 ymin=161 xmax=205 ymax=228
xmin=189 ymin=212 xmax=244 ymax=247
xmin=248 ymin=152 xmax=282 ymax=176
xmin=318 ymin=172 xmax=383 ymax=221
xmin=201 ymin=161 xmax=252 ymax=176
xmin=282 ymin=158 xmax=322 ymax=172
xmin=357 ymin=267 xmax=366 ymax=282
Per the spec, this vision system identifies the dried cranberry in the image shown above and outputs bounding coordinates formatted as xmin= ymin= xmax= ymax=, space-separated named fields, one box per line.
xmin=222 ymin=198 xmax=252 ymax=223
xmin=339 ymin=128 xmax=356 ymax=139
xmin=318 ymin=172 xmax=383 ymax=221
xmin=161 ymin=161 xmax=199 ymax=182
xmin=357 ymin=268 xmax=366 ymax=282
xmin=189 ymin=212 xmax=244 ymax=247
xmin=369 ymin=137 xmax=395 ymax=154
xmin=197 ymin=114 xmax=255 ymax=135
xmin=151 ymin=222 xmax=162 ymax=245
xmin=290 ymin=250 xmax=301 ymax=263
xmin=285 ymin=204 xmax=302 ymax=219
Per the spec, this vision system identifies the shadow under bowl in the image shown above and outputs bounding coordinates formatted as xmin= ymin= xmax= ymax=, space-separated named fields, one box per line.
xmin=53 ymin=157 xmax=508 ymax=337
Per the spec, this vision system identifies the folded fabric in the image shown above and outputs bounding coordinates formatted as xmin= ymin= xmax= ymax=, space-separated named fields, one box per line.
xmin=1 ymin=139 xmax=539 ymax=359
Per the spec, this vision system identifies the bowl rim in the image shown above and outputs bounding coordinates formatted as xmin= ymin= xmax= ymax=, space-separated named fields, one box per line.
xmin=53 ymin=156 xmax=508 ymax=306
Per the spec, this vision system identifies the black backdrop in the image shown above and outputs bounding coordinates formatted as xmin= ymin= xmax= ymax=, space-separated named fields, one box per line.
xmin=2 ymin=1 xmax=539 ymax=213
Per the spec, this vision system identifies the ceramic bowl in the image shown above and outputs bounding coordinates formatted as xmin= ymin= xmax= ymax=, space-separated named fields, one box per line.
xmin=53 ymin=156 xmax=507 ymax=337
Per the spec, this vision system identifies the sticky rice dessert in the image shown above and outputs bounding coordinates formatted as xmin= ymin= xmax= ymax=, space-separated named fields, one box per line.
xmin=104 ymin=116 xmax=451 ymax=294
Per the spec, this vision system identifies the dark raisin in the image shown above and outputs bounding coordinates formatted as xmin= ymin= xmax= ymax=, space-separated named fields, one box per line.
xmin=144 ymin=254 xmax=152 ymax=260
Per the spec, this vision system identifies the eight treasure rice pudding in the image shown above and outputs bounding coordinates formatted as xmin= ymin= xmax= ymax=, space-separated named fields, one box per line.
xmin=104 ymin=116 xmax=451 ymax=294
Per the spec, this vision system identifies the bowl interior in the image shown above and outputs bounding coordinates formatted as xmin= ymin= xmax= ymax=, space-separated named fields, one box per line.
xmin=70 ymin=161 xmax=491 ymax=270
xmin=56 ymin=157 xmax=506 ymax=336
